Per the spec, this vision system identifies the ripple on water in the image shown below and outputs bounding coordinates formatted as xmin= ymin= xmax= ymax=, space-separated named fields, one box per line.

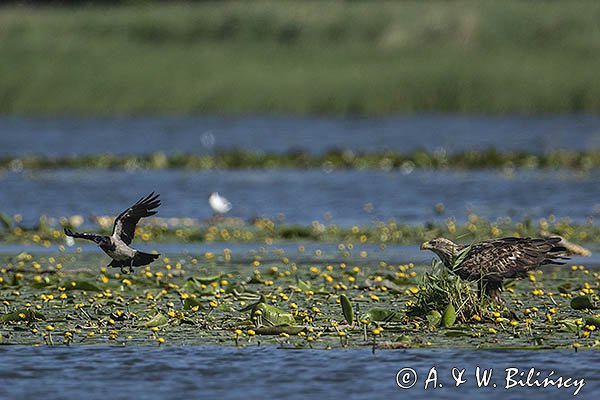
xmin=0 ymin=346 xmax=597 ymax=400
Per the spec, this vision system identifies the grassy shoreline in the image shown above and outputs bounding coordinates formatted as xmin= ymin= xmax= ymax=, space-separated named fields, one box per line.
xmin=1 ymin=1 xmax=600 ymax=115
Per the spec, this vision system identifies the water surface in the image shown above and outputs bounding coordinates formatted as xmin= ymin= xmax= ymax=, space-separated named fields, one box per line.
xmin=2 ymin=116 xmax=599 ymax=400
xmin=2 ymin=115 xmax=600 ymax=156
xmin=0 ymin=346 xmax=594 ymax=400
xmin=1 ymin=169 xmax=599 ymax=226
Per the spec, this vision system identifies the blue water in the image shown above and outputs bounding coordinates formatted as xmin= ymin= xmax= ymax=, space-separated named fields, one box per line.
xmin=0 ymin=346 xmax=595 ymax=400
xmin=2 ymin=115 xmax=600 ymax=156
xmin=2 ymin=116 xmax=600 ymax=226
xmin=1 ymin=168 xmax=599 ymax=226
xmin=2 ymin=116 xmax=600 ymax=399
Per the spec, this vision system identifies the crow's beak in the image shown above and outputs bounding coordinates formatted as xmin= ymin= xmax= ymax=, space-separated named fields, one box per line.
xmin=420 ymin=241 xmax=432 ymax=251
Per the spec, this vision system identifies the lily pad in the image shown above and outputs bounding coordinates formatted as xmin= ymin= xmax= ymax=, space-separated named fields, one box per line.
xmin=238 ymin=295 xmax=267 ymax=312
xmin=65 ymin=281 xmax=102 ymax=292
xmin=558 ymin=319 xmax=580 ymax=332
xmin=364 ymin=278 xmax=402 ymax=291
xmin=444 ymin=330 xmax=471 ymax=337
xmin=1 ymin=309 xmax=46 ymax=322
xmin=141 ymin=312 xmax=169 ymax=328
xmin=584 ymin=316 xmax=600 ymax=328
xmin=426 ymin=310 xmax=442 ymax=327
xmin=253 ymin=303 xmax=295 ymax=326
xmin=557 ymin=283 xmax=572 ymax=294
xmin=187 ymin=274 xmax=223 ymax=285
xmin=295 ymin=279 xmax=329 ymax=294
xmin=570 ymin=296 xmax=594 ymax=310
xmin=361 ymin=307 xmax=402 ymax=323
xmin=253 ymin=326 xmax=306 ymax=335
xmin=0 ymin=213 xmax=11 ymax=230
xmin=183 ymin=275 xmax=224 ymax=294
xmin=375 ymin=341 xmax=410 ymax=349
xmin=183 ymin=298 xmax=204 ymax=310
xmin=443 ymin=303 xmax=456 ymax=327
xmin=30 ymin=277 xmax=52 ymax=289
xmin=340 ymin=294 xmax=353 ymax=325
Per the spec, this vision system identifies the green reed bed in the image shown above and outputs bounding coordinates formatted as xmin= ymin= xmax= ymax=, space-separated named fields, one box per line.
xmin=0 ymin=249 xmax=598 ymax=348
xmin=1 ymin=1 xmax=600 ymax=114
xmin=4 ymin=149 xmax=600 ymax=171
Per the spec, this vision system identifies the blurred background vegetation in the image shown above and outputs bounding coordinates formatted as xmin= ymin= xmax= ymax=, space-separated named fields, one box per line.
xmin=1 ymin=0 xmax=599 ymax=115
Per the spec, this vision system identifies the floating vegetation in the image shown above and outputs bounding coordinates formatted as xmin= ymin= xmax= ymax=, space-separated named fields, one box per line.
xmin=4 ymin=149 xmax=600 ymax=171
xmin=0 ymin=212 xmax=598 ymax=248
xmin=0 ymin=249 xmax=599 ymax=349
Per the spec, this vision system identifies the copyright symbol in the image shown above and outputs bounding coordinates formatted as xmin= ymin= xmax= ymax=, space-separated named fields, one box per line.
xmin=396 ymin=368 xmax=417 ymax=389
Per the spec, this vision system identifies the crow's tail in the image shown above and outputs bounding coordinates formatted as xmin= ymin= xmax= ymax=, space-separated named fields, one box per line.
xmin=132 ymin=251 xmax=160 ymax=266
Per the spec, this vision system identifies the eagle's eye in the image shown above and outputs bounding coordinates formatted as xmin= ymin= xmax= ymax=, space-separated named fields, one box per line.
xmin=429 ymin=240 xmax=437 ymax=246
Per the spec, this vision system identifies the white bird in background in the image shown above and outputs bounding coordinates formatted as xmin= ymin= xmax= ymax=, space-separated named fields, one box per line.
xmin=208 ymin=192 xmax=232 ymax=215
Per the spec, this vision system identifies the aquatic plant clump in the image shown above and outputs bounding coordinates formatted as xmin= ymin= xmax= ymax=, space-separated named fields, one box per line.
xmin=0 ymin=250 xmax=599 ymax=349
xmin=4 ymin=149 xmax=600 ymax=171
xmin=407 ymin=259 xmax=484 ymax=325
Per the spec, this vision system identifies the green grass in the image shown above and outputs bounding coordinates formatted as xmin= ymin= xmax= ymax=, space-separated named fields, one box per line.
xmin=1 ymin=0 xmax=600 ymax=115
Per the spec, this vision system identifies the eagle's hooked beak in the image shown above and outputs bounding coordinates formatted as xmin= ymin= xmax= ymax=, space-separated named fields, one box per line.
xmin=420 ymin=241 xmax=433 ymax=251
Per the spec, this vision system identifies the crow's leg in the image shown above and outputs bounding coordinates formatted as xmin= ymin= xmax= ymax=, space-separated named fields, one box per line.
xmin=108 ymin=259 xmax=128 ymax=274
xmin=108 ymin=261 xmax=127 ymax=275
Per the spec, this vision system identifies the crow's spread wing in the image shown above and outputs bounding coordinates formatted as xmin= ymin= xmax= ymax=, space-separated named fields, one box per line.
xmin=64 ymin=227 xmax=106 ymax=243
xmin=112 ymin=192 xmax=161 ymax=245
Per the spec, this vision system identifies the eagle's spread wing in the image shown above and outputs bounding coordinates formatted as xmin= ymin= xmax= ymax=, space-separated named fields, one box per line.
xmin=112 ymin=192 xmax=161 ymax=245
xmin=456 ymin=237 xmax=567 ymax=281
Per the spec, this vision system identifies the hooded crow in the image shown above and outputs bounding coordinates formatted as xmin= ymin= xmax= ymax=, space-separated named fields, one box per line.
xmin=65 ymin=192 xmax=161 ymax=273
